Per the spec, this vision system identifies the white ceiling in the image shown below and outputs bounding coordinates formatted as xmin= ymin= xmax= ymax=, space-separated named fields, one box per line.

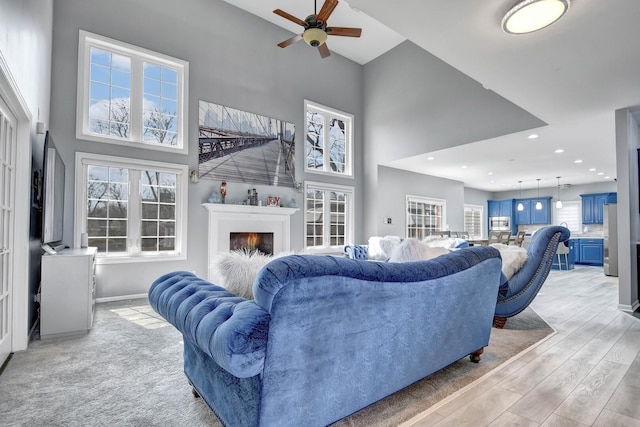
xmin=223 ymin=0 xmax=640 ymax=192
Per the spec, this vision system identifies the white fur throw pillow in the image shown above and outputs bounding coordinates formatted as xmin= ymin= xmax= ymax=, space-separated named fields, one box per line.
xmin=490 ymin=243 xmax=528 ymax=280
xmin=388 ymin=238 xmax=449 ymax=263
xmin=211 ymin=250 xmax=291 ymax=299
xmin=422 ymin=236 xmax=457 ymax=249
xmin=368 ymin=235 xmax=402 ymax=260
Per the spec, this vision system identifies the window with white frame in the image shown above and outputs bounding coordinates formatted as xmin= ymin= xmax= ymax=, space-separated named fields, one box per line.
xmin=464 ymin=204 xmax=483 ymax=239
xmin=406 ymin=196 xmax=446 ymax=239
xmin=304 ymin=100 xmax=353 ymax=177
xmin=555 ymin=200 xmax=581 ymax=234
xmin=76 ymin=30 xmax=189 ymax=154
xmin=304 ymin=182 xmax=354 ymax=251
xmin=75 ymin=152 xmax=188 ymax=263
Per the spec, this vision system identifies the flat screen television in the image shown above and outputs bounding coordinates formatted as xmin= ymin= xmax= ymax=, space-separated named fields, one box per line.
xmin=41 ymin=131 xmax=65 ymax=248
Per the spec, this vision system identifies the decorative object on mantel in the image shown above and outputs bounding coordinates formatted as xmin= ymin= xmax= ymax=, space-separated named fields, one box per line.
xmin=220 ymin=181 xmax=227 ymax=204
xmin=267 ymin=196 xmax=280 ymax=207
xmin=198 ymin=100 xmax=296 ymax=188
xmin=207 ymin=191 xmax=221 ymax=203
xmin=248 ymin=188 xmax=259 ymax=206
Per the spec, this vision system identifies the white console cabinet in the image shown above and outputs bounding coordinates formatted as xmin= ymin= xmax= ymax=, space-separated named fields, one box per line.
xmin=40 ymin=247 xmax=97 ymax=339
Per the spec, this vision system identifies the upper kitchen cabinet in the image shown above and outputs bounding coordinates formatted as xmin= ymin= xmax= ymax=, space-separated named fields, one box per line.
xmin=488 ymin=199 xmax=514 ymax=218
xmin=514 ymin=197 xmax=551 ymax=225
xmin=581 ymin=193 xmax=617 ymax=224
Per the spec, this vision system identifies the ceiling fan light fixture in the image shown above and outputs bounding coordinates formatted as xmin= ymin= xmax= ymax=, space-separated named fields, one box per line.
xmin=502 ymin=0 xmax=570 ymax=35
xmin=303 ymin=28 xmax=327 ymax=47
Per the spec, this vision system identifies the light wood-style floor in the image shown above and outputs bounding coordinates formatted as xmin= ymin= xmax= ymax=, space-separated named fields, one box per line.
xmin=404 ymin=266 xmax=640 ymax=427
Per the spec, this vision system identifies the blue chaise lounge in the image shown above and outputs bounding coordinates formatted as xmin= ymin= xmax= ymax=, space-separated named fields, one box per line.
xmin=494 ymin=225 xmax=570 ymax=328
xmin=149 ymin=246 xmax=502 ymax=427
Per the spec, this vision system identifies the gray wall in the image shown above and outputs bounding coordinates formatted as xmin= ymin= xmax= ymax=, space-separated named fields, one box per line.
xmin=0 ymin=0 xmax=54 ymax=331
xmin=615 ymin=107 xmax=640 ymax=310
xmin=50 ymin=0 xmax=363 ymax=298
xmin=376 ymin=166 xmax=466 ymax=237
xmin=361 ymin=41 xmax=546 ymax=238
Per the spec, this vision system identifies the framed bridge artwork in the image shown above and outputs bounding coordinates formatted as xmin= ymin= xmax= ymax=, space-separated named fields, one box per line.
xmin=198 ymin=100 xmax=296 ymax=188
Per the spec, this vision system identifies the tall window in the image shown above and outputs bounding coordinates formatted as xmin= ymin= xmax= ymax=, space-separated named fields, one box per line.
xmin=304 ymin=182 xmax=354 ymax=251
xmin=75 ymin=153 xmax=188 ymax=263
xmin=406 ymin=196 xmax=445 ymax=239
xmin=76 ymin=30 xmax=189 ymax=154
xmin=464 ymin=204 xmax=483 ymax=239
xmin=555 ymin=201 xmax=581 ymax=234
xmin=304 ymin=100 xmax=353 ymax=177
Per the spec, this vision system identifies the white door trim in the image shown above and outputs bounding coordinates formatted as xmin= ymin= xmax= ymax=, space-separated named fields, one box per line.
xmin=0 ymin=50 xmax=33 ymax=353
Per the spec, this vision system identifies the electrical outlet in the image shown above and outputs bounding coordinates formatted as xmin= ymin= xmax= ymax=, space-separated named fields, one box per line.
xmin=383 ymin=217 xmax=392 ymax=224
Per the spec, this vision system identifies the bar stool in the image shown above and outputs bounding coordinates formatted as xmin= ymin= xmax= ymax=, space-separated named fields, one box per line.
xmin=556 ymin=242 xmax=570 ymax=270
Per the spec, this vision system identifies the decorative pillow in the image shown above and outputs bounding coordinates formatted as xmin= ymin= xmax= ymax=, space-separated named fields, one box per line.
xmin=368 ymin=235 xmax=402 ymax=261
xmin=490 ymin=243 xmax=528 ymax=280
xmin=388 ymin=238 xmax=449 ymax=263
xmin=211 ymin=250 xmax=292 ymax=299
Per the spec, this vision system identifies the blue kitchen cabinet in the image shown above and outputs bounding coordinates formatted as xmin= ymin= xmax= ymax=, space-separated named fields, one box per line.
xmin=499 ymin=199 xmax=513 ymax=217
xmin=531 ymin=198 xmax=551 ymax=224
xmin=582 ymin=193 xmax=617 ymax=224
xmin=488 ymin=201 xmax=500 ymax=218
xmin=575 ymin=238 xmax=604 ymax=266
xmin=514 ymin=197 xmax=551 ymax=225
xmin=515 ymin=200 xmax=531 ymax=225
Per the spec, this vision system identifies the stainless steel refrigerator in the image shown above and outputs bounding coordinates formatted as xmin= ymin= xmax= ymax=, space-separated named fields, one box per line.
xmin=604 ymin=203 xmax=618 ymax=277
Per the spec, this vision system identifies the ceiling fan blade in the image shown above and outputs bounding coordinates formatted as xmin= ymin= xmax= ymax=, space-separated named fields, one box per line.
xmin=326 ymin=27 xmax=362 ymax=37
xmin=277 ymin=34 xmax=303 ymax=48
xmin=318 ymin=43 xmax=331 ymax=58
xmin=273 ymin=9 xmax=307 ymax=27
xmin=317 ymin=0 xmax=338 ymax=23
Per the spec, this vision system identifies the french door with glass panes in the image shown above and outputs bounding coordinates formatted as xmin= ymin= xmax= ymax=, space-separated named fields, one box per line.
xmin=0 ymin=95 xmax=16 ymax=365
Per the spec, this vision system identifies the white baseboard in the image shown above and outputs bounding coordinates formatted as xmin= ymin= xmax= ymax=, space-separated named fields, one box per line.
xmin=617 ymin=299 xmax=640 ymax=312
xmin=96 ymin=293 xmax=148 ymax=303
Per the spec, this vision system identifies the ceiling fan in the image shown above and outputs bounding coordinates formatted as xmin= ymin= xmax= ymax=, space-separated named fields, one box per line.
xmin=274 ymin=0 xmax=362 ymax=59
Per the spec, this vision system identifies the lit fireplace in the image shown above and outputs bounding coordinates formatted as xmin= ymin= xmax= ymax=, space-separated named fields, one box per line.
xmin=229 ymin=232 xmax=274 ymax=255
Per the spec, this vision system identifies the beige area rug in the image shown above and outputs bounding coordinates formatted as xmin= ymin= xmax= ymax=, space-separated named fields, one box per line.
xmin=332 ymin=307 xmax=553 ymax=427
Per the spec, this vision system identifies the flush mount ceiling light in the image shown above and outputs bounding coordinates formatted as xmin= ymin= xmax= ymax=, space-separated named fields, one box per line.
xmin=502 ymin=0 xmax=570 ymax=35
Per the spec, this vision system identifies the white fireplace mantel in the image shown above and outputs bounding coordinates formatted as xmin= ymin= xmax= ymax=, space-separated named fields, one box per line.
xmin=203 ymin=203 xmax=298 ymax=281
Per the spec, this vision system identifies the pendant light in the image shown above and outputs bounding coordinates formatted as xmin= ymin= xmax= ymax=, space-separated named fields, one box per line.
xmin=556 ymin=176 xmax=563 ymax=209
xmin=535 ymin=178 xmax=542 ymax=210
xmin=517 ymin=181 xmax=524 ymax=211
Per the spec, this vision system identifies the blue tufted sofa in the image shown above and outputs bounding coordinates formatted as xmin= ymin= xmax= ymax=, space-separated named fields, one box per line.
xmin=149 ymin=246 xmax=502 ymax=427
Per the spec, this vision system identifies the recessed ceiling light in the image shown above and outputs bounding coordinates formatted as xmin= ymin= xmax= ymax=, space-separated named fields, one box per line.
xmin=427 ymin=156 xmax=435 ymax=160
xmin=555 ymin=149 xmax=564 ymax=153
xmin=597 ymin=172 xmax=604 ymax=176
xmin=574 ymin=159 xmax=583 ymax=163
xmin=488 ymin=172 xmax=494 ymax=175
xmin=604 ymin=176 xmax=611 ymax=179
xmin=490 ymin=180 xmax=496 ymax=183
xmin=528 ymin=134 xmax=539 ymax=139
xmin=461 ymin=165 xmax=467 ymax=169
xmin=589 ymin=168 xmax=596 ymax=172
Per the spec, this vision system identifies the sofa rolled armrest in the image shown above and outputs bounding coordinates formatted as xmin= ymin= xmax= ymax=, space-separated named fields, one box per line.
xmin=344 ymin=244 xmax=369 ymax=259
xmin=149 ymin=271 xmax=270 ymax=378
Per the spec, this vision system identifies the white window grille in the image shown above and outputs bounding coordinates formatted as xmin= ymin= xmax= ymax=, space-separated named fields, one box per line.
xmin=75 ymin=152 xmax=188 ymax=263
xmin=304 ymin=181 xmax=354 ymax=251
xmin=464 ymin=204 xmax=483 ymax=239
xmin=76 ymin=30 xmax=189 ymax=154
xmin=406 ymin=195 xmax=446 ymax=239
xmin=304 ymin=100 xmax=353 ymax=177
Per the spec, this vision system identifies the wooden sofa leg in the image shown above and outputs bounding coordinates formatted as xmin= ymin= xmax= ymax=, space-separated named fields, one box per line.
xmin=493 ymin=316 xmax=507 ymax=329
xmin=191 ymin=387 xmax=200 ymax=398
xmin=469 ymin=348 xmax=484 ymax=363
